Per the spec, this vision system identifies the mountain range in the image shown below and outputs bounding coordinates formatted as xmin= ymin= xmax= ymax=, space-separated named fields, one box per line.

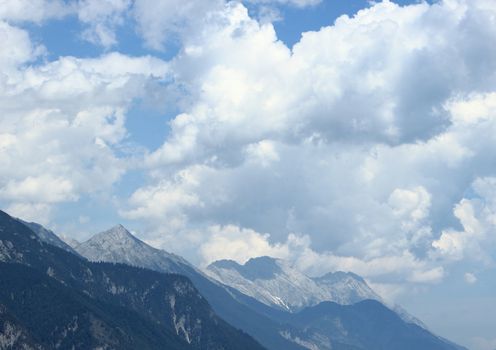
xmin=0 ymin=210 xmax=467 ymax=350
xmin=205 ymin=256 xmax=427 ymax=329
xmin=206 ymin=257 xmax=381 ymax=312
xmin=71 ymin=224 xmax=307 ymax=350
xmin=0 ymin=211 xmax=263 ymax=350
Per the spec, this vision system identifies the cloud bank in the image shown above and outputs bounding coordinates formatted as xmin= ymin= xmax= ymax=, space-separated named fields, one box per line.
xmin=1 ymin=0 xmax=496 ymax=300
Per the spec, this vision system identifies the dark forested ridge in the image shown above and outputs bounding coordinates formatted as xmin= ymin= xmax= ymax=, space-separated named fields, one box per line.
xmin=0 ymin=262 xmax=188 ymax=350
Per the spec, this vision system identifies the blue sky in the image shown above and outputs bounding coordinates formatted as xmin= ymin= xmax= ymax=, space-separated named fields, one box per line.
xmin=1 ymin=1 xmax=496 ymax=348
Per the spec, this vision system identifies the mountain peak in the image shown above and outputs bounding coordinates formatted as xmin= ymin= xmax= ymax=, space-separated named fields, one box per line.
xmin=245 ymin=255 xmax=279 ymax=266
xmin=108 ymin=223 xmax=132 ymax=236
xmin=208 ymin=259 xmax=241 ymax=270
xmin=207 ymin=256 xmax=283 ymax=281
xmin=75 ymin=224 xmax=193 ymax=272
xmin=243 ymin=256 xmax=282 ymax=279
xmin=93 ymin=224 xmax=138 ymax=243
xmin=315 ymin=271 xmax=366 ymax=284
xmin=74 ymin=224 xmax=146 ymax=264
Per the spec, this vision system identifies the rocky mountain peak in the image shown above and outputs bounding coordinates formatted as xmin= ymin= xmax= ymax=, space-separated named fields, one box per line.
xmin=75 ymin=224 xmax=193 ymax=273
xmin=74 ymin=224 xmax=147 ymax=263
xmin=97 ymin=224 xmax=136 ymax=242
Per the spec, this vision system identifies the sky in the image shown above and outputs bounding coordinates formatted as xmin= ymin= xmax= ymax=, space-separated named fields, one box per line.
xmin=0 ymin=0 xmax=495 ymax=348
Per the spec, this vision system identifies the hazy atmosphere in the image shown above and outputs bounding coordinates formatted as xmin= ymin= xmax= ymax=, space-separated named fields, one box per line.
xmin=1 ymin=0 xmax=496 ymax=348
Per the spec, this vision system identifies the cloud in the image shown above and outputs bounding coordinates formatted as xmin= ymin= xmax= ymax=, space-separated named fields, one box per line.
xmin=432 ymin=177 xmax=496 ymax=264
xmin=388 ymin=186 xmax=431 ymax=223
xmin=245 ymin=140 xmax=280 ymax=167
xmin=245 ymin=0 xmax=321 ymax=10
xmin=0 ymin=175 xmax=77 ymax=203
xmin=0 ymin=0 xmax=71 ymax=24
xmin=200 ymin=225 xmax=294 ymax=265
xmin=0 ymin=21 xmax=44 ymax=70
xmin=464 ymin=272 xmax=477 ymax=284
xmin=121 ymin=167 xmax=204 ymax=229
xmin=132 ymin=0 xmax=224 ymax=51
xmin=77 ymin=0 xmax=131 ymax=47
xmin=118 ymin=0 xmax=496 ymax=294
xmin=1 ymin=0 xmax=219 ymax=50
xmin=471 ymin=337 xmax=496 ymax=350
xmin=292 ymin=244 xmax=445 ymax=284
xmin=7 ymin=0 xmax=321 ymax=51
xmin=0 ymin=21 xmax=169 ymax=224
xmin=131 ymin=0 xmax=319 ymax=51
xmin=2 ymin=0 xmax=496 ymax=301
xmin=148 ymin=0 xmax=496 ymax=171
xmin=244 ymin=0 xmax=322 ymax=23
xmin=6 ymin=202 xmax=53 ymax=225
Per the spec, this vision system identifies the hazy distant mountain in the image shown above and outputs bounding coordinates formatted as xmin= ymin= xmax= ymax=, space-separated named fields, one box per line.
xmin=204 ymin=258 xmax=467 ymax=349
xmin=206 ymin=256 xmax=428 ymax=329
xmin=206 ymin=256 xmax=381 ymax=312
xmin=0 ymin=210 xmax=265 ymax=350
xmin=278 ymin=300 xmax=466 ymax=350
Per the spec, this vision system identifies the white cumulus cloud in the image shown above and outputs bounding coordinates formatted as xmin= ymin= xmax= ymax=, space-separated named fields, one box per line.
xmin=0 ymin=22 xmax=169 ymax=224
xmin=119 ymin=0 xmax=496 ymax=294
